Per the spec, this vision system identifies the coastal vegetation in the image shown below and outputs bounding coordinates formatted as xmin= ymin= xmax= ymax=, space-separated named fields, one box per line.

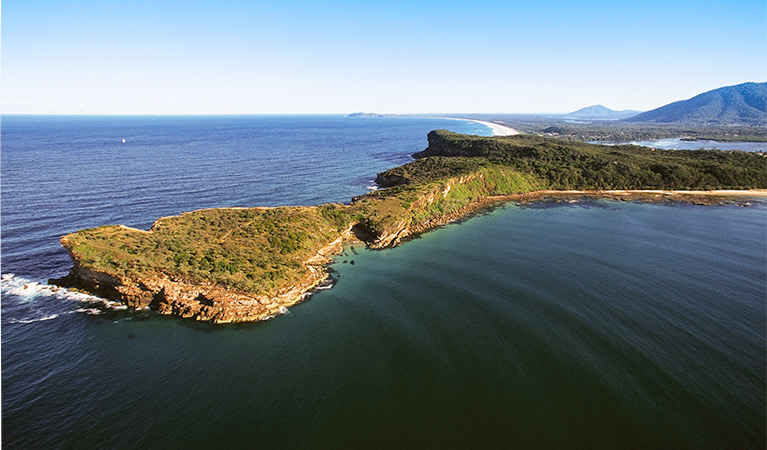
xmin=63 ymin=206 xmax=350 ymax=295
xmin=56 ymin=130 xmax=767 ymax=322
xmin=418 ymin=130 xmax=767 ymax=190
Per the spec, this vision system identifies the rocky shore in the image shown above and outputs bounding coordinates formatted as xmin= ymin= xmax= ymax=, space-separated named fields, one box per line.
xmin=52 ymin=223 xmax=354 ymax=324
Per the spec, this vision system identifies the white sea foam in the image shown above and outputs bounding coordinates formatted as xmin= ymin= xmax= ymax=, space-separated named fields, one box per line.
xmin=8 ymin=314 xmax=62 ymax=324
xmin=1 ymin=273 xmax=140 ymax=319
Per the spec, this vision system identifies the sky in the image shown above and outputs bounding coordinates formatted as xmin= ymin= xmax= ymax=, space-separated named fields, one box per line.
xmin=1 ymin=0 xmax=765 ymax=115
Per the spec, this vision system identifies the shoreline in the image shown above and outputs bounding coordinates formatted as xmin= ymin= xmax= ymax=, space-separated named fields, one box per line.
xmin=537 ymin=189 xmax=767 ymax=198
xmin=437 ymin=117 xmax=520 ymax=136
xmin=52 ymin=187 xmax=765 ymax=323
xmin=465 ymin=119 xmax=520 ymax=136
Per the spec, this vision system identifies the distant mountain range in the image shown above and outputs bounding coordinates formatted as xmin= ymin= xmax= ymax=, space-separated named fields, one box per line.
xmin=564 ymin=105 xmax=641 ymax=120
xmin=350 ymin=82 xmax=766 ymax=126
xmin=624 ymin=82 xmax=767 ymax=125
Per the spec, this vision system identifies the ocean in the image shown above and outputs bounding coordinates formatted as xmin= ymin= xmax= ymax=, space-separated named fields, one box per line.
xmin=2 ymin=116 xmax=765 ymax=449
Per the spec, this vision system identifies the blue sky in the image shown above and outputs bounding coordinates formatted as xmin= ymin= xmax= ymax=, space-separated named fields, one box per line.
xmin=2 ymin=0 xmax=765 ymax=114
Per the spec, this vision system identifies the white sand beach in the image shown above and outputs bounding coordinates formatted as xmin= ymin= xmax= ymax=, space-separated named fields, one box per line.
xmin=466 ymin=119 xmax=520 ymax=136
xmin=437 ymin=117 xmax=520 ymax=136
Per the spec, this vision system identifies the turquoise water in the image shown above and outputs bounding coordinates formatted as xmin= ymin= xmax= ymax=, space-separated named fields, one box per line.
xmin=2 ymin=116 xmax=765 ymax=449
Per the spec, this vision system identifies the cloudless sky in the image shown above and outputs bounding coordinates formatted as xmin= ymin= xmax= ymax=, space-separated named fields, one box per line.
xmin=1 ymin=0 xmax=765 ymax=114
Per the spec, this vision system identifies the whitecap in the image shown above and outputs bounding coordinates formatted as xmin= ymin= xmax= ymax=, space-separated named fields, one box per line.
xmin=1 ymin=275 xmax=146 ymax=320
xmin=8 ymin=314 xmax=61 ymax=324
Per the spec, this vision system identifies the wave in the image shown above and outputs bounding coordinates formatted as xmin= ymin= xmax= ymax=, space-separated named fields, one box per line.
xmin=1 ymin=273 xmax=141 ymax=323
xmin=313 ymin=281 xmax=335 ymax=291
xmin=2 ymin=273 xmax=108 ymax=303
xmin=8 ymin=313 xmax=66 ymax=324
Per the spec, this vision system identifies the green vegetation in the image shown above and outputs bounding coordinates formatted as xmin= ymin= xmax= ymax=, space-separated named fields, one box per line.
xmin=61 ymin=129 xmax=765 ymax=300
xmin=65 ymin=206 xmax=348 ymax=295
xmin=354 ymin=162 xmax=539 ymax=238
xmin=420 ymin=130 xmax=767 ymax=190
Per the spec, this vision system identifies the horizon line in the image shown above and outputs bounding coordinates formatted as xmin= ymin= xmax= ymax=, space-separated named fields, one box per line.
xmin=0 ymin=110 xmax=627 ymax=117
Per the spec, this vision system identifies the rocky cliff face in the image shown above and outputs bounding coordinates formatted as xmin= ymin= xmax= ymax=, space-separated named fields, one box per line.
xmin=355 ymin=171 xmax=502 ymax=249
xmin=412 ymin=130 xmax=473 ymax=159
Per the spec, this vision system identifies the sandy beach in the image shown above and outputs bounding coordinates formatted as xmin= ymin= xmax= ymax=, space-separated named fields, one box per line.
xmin=439 ymin=117 xmax=520 ymax=136
xmin=466 ymin=119 xmax=520 ymax=136
xmin=545 ymin=189 xmax=767 ymax=197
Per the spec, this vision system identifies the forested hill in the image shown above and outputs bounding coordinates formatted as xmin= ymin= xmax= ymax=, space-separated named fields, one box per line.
xmin=410 ymin=130 xmax=767 ymax=190
xmin=624 ymin=82 xmax=767 ymax=125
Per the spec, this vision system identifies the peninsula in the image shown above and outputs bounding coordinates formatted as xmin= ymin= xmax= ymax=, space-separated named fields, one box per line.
xmin=53 ymin=130 xmax=767 ymax=323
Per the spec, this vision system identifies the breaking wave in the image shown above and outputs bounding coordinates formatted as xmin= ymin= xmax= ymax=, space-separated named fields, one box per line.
xmin=1 ymin=273 xmax=141 ymax=323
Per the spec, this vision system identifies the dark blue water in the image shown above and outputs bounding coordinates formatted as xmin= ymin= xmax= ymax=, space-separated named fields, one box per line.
xmin=1 ymin=115 xmax=488 ymax=280
xmin=2 ymin=116 xmax=765 ymax=449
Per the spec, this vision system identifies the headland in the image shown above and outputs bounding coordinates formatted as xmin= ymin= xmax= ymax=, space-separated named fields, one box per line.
xmin=53 ymin=130 xmax=767 ymax=323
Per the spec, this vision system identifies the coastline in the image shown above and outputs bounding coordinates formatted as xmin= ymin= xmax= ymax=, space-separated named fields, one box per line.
xmin=438 ymin=117 xmax=520 ymax=136
xmin=51 ymin=126 xmax=765 ymax=324
xmin=466 ymin=119 xmax=520 ymax=136
xmin=537 ymin=189 xmax=767 ymax=198
xmin=52 ymin=187 xmax=765 ymax=323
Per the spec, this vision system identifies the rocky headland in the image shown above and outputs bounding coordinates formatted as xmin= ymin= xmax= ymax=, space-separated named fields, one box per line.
xmin=53 ymin=130 xmax=767 ymax=323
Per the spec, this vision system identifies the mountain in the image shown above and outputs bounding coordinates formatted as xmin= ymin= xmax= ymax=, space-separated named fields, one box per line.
xmin=624 ymin=82 xmax=767 ymax=125
xmin=565 ymin=105 xmax=641 ymax=120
